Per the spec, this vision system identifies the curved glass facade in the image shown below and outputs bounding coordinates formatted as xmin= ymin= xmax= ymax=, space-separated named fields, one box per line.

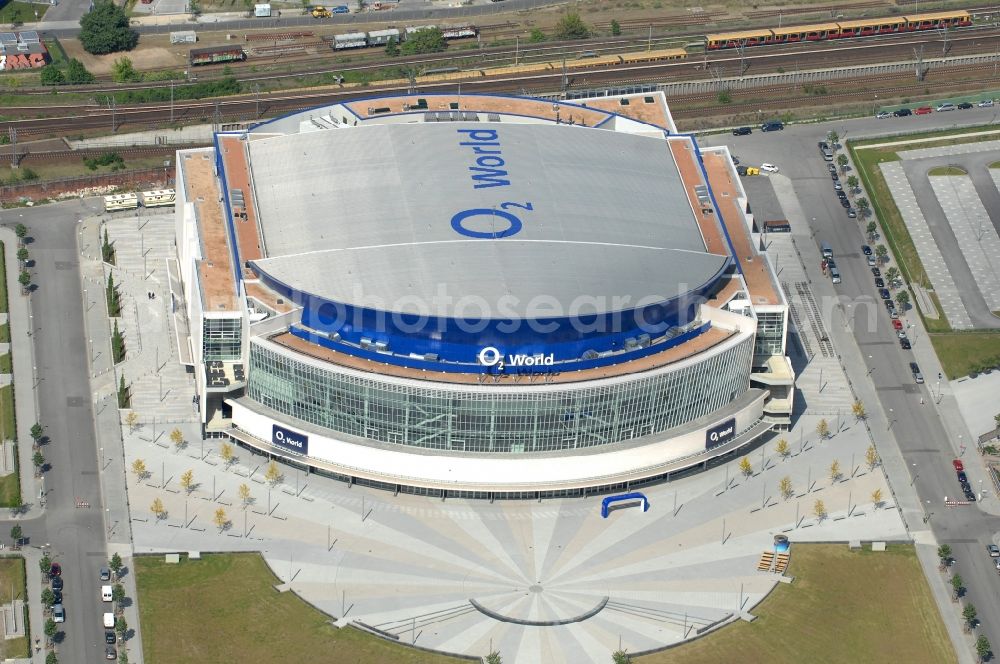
xmin=247 ymin=336 xmax=754 ymax=454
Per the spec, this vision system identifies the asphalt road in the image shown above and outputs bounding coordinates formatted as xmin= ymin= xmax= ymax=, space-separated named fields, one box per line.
xmin=703 ymin=110 xmax=1000 ymax=656
xmin=1 ymin=199 xmax=110 ymax=664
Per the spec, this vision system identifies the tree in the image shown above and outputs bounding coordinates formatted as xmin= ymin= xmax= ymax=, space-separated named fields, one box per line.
xmin=79 ymin=0 xmax=138 ymax=55
xmin=895 ymin=290 xmax=910 ymax=309
xmin=118 ymin=374 xmax=129 ymax=409
xmin=964 ymin=603 xmax=978 ymax=630
xmin=40 ymin=65 xmax=65 ymax=86
xmin=866 ymin=220 xmax=878 ymax=239
xmin=118 ymin=650 xmax=129 ymax=664
xmin=213 ymin=507 xmax=229 ymax=532
xmin=220 ymin=442 xmax=235 ymax=467
xmin=30 ymin=422 xmax=43 ymax=443
xmin=813 ymin=499 xmax=827 ymax=521
xmin=857 ymin=197 xmax=870 ymax=216
xmin=39 ymin=554 xmax=51 ymax=576
xmin=17 ymin=247 xmax=28 ymax=264
xmin=774 ymin=438 xmax=790 ymax=459
xmin=265 ymin=460 xmax=281 ymax=485
xmin=238 ymin=483 xmax=252 ymax=508
xmin=837 ymin=154 xmax=849 ymax=171
xmin=610 ymin=19 xmax=621 ymax=36
xmin=44 ymin=617 xmax=57 ymax=642
xmin=32 ymin=450 xmax=45 ymax=473
xmin=612 ymin=650 xmax=632 ymax=664
xmin=886 ymin=266 xmax=900 ymax=285
xmin=816 ymin=418 xmax=830 ymax=440
xmin=976 ymin=635 xmax=991 ymax=662
xmin=846 ymin=174 xmax=859 ymax=192
xmin=18 ymin=270 xmax=31 ymax=290
xmin=827 ymin=130 xmax=839 ymax=145
xmin=555 ymin=12 xmax=591 ymax=40
xmin=46 ymin=650 xmax=58 ymax=664
xmin=112 ymin=583 xmax=126 ymax=610
xmin=528 ymin=28 xmax=546 ymax=43
xmin=150 ymin=497 xmax=165 ymax=519
xmin=738 ymin=456 xmax=752 ymax=477
xmin=871 ymin=487 xmax=883 ymax=508
xmin=131 ymin=459 xmax=147 ymax=481
xmin=852 ymin=400 xmax=867 ymax=421
xmin=829 ymin=459 xmax=841 ymax=482
xmin=66 ymin=58 xmax=96 ymax=84
xmin=778 ymin=475 xmax=794 ymax=500
xmin=41 ymin=587 xmax=55 ymax=609
xmin=865 ymin=444 xmax=879 ymax=469
xmin=114 ymin=615 xmax=127 ymax=640
xmin=486 ymin=651 xmax=502 ymax=664
xmin=125 ymin=411 xmax=139 ymax=432
xmin=180 ymin=469 xmax=194 ymax=494
xmin=14 ymin=223 xmax=26 ymax=242
xmin=110 ymin=552 xmax=123 ymax=578
xmin=401 ymin=27 xmax=446 ymax=55
xmin=951 ymin=573 xmax=963 ymax=599
xmin=111 ymin=320 xmax=125 ymax=363
xmin=102 ymin=228 xmax=114 ymax=264
xmin=170 ymin=427 xmax=185 ymax=450
xmin=938 ymin=544 xmax=952 ymax=565
xmin=384 ymin=35 xmax=400 ymax=57
xmin=111 ymin=56 xmax=138 ymax=83
xmin=10 ymin=524 xmax=21 ymax=544
xmin=875 ymin=244 xmax=888 ymax=263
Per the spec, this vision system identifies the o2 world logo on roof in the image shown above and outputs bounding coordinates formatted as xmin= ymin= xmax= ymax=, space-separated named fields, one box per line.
xmin=452 ymin=129 xmax=533 ymax=240
xmin=479 ymin=346 xmax=554 ymax=373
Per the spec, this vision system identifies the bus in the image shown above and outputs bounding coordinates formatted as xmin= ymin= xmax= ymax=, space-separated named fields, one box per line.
xmin=141 ymin=189 xmax=176 ymax=208
xmin=104 ymin=193 xmax=139 ymax=212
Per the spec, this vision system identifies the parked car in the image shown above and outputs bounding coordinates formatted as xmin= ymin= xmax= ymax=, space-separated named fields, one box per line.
xmin=52 ymin=590 xmax=62 ymax=605
xmin=105 ymin=630 xmax=116 ymax=645
xmin=867 ymin=255 xmax=877 ymax=267
xmin=888 ymin=308 xmax=899 ymax=319
xmin=964 ymin=488 xmax=977 ymax=501
xmin=51 ymin=577 xmax=63 ymax=592
xmin=879 ymin=288 xmax=891 ymax=299
xmin=862 ymin=245 xmax=873 ymax=256
xmin=900 ymin=337 xmax=911 ymax=349
xmin=954 ymin=459 xmax=965 ymax=472
xmin=826 ymin=258 xmax=837 ymax=269
xmin=892 ymin=318 xmax=902 ymax=330
xmin=100 ymin=567 xmax=111 ymax=582
xmin=936 ymin=103 xmax=956 ymax=112
xmin=834 ymin=182 xmax=843 ymax=191
xmin=846 ymin=208 xmax=857 ymax=219
xmin=733 ymin=126 xmax=752 ymax=136
xmin=836 ymin=190 xmax=848 ymax=199
xmin=52 ymin=604 xmax=64 ymax=623
xmin=831 ymin=172 xmax=840 ymax=181
xmin=958 ymin=471 xmax=968 ymax=483
xmin=872 ymin=267 xmax=882 ymax=277
xmin=979 ymin=99 xmax=995 ymax=108
xmin=958 ymin=102 xmax=973 ymax=109
xmin=915 ymin=106 xmax=933 ymax=115
xmin=988 ymin=544 xmax=1000 ymax=558
xmin=731 ymin=155 xmax=741 ymax=165
xmin=760 ymin=163 xmax=779 ymax=173
xmin=909 ymin=362 xmax=923 ymax=384
xmin=828 ymin=163 xmax=838 ymax=173
xmin=876 ymin=111 xmax=892 ymax=119
xmin=818 ymin=141 xmax=829 ymax=150
xmin=106 ymin=645 xmax=117 ymax=660
xmin=49 ymin=563 xmax=61 ymax=578
xmin=761 ymin=121 xmax=784 ymax=132
xmin=876 ymin=277 xmax=886 ymax=288
xmin=893 ymin=108 xmax=912 ymax=117
xmin=839 ymin=198 xmax=851 ymax=208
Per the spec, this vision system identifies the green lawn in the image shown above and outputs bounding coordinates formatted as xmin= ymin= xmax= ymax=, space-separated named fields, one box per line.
xmin=927 ymin=166 xmax=967 ymax=176
xmin=0 ymin=557 xmax=30 ymax=659
xmin=0 ymin=241 xmax=7 ymax=314
xmin=0 ymin=0 xmax=47 ymax=23
xmin=0 ymin=384 xmax=14 ymax=442
xmin=0 ymin=354 xmax=10 ymax=374
xmin=643 ymin=544 xmax=954 ymax=664
xmin=0 ymin=324 xmax=8 ymax=344
xmin=135 ymin=553 xmax=472 ymax=664
xmin=930 ymin=332 xmax=1000 ymax=379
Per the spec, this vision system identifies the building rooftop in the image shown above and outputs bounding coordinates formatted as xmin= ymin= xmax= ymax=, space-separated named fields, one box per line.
xmin=181 ymin=152 xmax=238 ymax=312
xmin=342 ymin=95 xmax=614 ymax=127
xmin=218 ymin=134 xmax=264 ymax=282
xmin=248 ymin=122 xmax=728 ymax=318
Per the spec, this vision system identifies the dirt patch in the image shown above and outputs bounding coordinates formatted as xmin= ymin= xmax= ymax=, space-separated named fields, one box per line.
xmin=61 ymin=38 xmax=188 ymax=75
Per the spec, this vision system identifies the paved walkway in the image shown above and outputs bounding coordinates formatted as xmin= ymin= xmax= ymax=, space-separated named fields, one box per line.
xmin=928 ymin=176 xmax=1000 ymax=311
xmin=879 ymin=162 xmax=973 ymax=329
xmin=899 ymin=139 xmax=1000 ymax=160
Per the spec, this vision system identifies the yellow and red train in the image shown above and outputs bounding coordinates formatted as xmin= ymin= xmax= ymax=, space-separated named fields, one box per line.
xmin=706 ymin=10 xmax=971 ymax=50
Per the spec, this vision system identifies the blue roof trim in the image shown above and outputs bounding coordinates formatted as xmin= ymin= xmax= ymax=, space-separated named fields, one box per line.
xmin=212 ymin=133 xmax=245 ymax=291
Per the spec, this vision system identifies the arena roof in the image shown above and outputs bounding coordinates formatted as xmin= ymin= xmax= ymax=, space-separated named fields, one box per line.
xmin=247 ymin=122 xmax=730 ymax=317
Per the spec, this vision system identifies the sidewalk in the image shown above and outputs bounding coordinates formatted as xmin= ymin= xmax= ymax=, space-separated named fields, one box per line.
xmin=78 ymin=216 xmax=146 ymax=664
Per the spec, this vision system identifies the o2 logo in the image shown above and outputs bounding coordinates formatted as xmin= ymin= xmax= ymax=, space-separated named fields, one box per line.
xmin=451 ymin=202 xmax=533 ymax=239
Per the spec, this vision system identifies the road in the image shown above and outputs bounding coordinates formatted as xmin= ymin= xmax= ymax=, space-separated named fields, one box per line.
xmin=703 ymin=110 xmax=1000 ymax=657
xmin=1 ymin=199 xmax=111 ymax=664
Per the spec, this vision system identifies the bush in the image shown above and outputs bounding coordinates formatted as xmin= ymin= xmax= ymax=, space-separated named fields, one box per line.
xmin=400 ymin=27 xmax=446 ymax=55
xmin=66 ymin=59 xmax=95 ymax=84
xmin=79 ymin=0 xmax=138 ymax=55
xmin=554 ymin=12 xmax=590 ymax=40
xmin=39 ymin=66 xmax=65 ymax=86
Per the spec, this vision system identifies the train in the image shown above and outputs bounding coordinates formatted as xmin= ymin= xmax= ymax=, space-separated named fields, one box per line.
xmin=103 ymin=190 xmax=176 ymax=212
xmin=706 ymin=9 xmax=971 ymax=49
xmin=189 ymin=44 xmax=246 ymax=66
xmin=332 ymin=23 xmax=478 ymax=50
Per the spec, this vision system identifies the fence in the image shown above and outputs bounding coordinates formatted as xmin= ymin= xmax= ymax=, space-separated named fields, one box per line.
xmin=0 ymin=167 xmax=174 ymax=204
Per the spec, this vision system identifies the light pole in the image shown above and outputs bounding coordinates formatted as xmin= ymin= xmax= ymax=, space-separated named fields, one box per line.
xmin=873 ymin=94 xmax=878 ymax=116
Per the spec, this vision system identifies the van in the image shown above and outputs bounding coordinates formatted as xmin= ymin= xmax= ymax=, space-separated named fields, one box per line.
xmin=103 ymin=612 xmax=115 ymax=629
xmin=820 ymin=243 xmax=833 ymax=259
xmin=102 ymin=585 xmax=113 ymax=602
xmin=830 ymin=267 xmax=841 ymax=284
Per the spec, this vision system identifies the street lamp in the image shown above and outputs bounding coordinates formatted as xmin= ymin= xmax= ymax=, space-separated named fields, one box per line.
xmin=873 ymin=94 xmax=878 ymax=116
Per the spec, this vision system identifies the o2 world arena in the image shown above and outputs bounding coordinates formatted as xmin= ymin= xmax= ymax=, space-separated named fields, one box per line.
xmin=173 ymin=92 xmax=795 ymax=498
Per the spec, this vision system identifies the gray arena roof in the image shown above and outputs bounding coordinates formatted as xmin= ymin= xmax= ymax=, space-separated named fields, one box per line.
xmin=246 ymin=122 xmax=730 ymax=317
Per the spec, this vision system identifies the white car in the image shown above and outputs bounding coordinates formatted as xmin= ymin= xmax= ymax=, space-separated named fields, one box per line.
xmin=876 ymin=111 xmax=892 ymax=119
xmin=760 ymin=163 xmax=779 ymax=173
xmin=979 ymin=99 xmax=995 ymax=108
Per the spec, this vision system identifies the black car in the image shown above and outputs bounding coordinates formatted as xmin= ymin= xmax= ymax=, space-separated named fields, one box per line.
xmin=958 ymin=102 xmax=974 ymax=109
xmin=862 ymin=245 xmax=873 ymax=256
xmin=826 ymin=258 xmax=837 ymax=269
xmin=837 ymin=190 xmax=848 ymax=199
xmin=831 ymin=172 xmax=840 ymax=181
xmin=736 ymin=165 xmax=748 ymax=176
xmin=846 ymin=208 xmax=857 ymax=218
xmin=958 ymin=471 xmax=968 ymax=483
xmin=893 ymin=108 xmax=912 ymax=117
xmin=840 ymin=198 xmax=851 ymax=208
xmin=51 ymin=577 xmax=63 ymax=592
xmin=731 ymin=155 xmax=740 ymax=165
xmin=828 ymin=164 xmax=837 ymax=173
xmin=879 ymin=288 xmax=891 ymax=299
xmin=900 ymin=337 xmax=911 ymax=349
xmin=818 ymin=141 xmax=829 ymax=149
xmin=733 ymin=126 xmax=752 ymax=136
xmin=105 ymin=631 xmax=116 ymax=645
xmin=761 ymin=121 xmax=784 ymax=132
xmin=52 ymin=590 xmax=62 ymax=605
xmin=872 ymin=267 xmax=882 ymax=277
xmin=964 ymin=490 xmax=977 ymax=502
xmin=874 ymin=277 xmax=885 ymax=288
